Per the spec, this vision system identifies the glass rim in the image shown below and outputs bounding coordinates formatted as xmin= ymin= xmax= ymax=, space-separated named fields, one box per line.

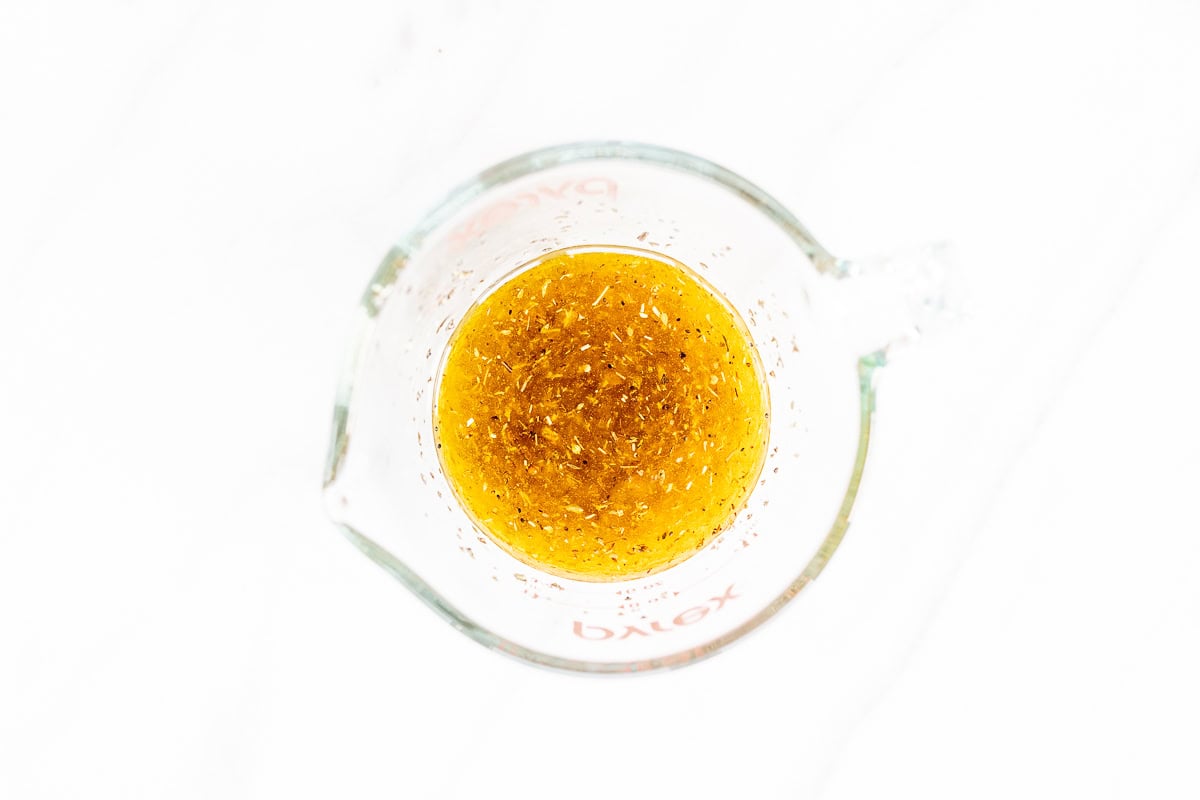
xmin=323 ymin=141 xmax=878 ymax=674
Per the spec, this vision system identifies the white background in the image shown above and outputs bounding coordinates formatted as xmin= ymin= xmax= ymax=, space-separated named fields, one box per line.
xmin=3 ymin=1 xmax=1199 ymax=798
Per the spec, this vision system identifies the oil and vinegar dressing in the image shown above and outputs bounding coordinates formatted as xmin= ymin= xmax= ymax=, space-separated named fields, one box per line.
xmin=433 ymin=247 xmax=769 ymax=581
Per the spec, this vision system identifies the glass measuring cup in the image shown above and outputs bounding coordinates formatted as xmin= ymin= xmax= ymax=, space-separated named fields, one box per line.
xmin=323 ymin=142 xmax=944 ymax=672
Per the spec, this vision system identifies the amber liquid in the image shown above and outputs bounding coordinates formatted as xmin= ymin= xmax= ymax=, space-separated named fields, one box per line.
xmin=434 ymin=247 xmax=769 ymax=580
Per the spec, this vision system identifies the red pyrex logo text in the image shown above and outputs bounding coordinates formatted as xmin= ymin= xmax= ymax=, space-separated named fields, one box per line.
xmin=448 ymin=177 xmax=618 ymax=248
xmin=572 ymin=585 xmax=739 ymax=641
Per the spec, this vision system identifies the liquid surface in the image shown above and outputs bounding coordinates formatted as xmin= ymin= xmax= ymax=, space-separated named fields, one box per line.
xmin=434 ymin=247 xmax=769 ymax=580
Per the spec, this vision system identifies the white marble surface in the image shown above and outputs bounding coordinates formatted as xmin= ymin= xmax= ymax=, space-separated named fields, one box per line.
xmin=3 ymin=1 xmax=1199 ymax=797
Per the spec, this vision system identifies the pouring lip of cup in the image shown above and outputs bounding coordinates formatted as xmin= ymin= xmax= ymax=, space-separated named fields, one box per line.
xmin=322 ymin=141 xmax=903 ymax=674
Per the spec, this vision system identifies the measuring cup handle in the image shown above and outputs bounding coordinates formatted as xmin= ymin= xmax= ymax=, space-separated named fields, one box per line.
xmin=809 ymin=242 xmax=958 ymax=358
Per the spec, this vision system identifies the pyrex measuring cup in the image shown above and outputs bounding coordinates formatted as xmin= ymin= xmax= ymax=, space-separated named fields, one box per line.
xmin=323 ymin=142 xmax=944 ymax=672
